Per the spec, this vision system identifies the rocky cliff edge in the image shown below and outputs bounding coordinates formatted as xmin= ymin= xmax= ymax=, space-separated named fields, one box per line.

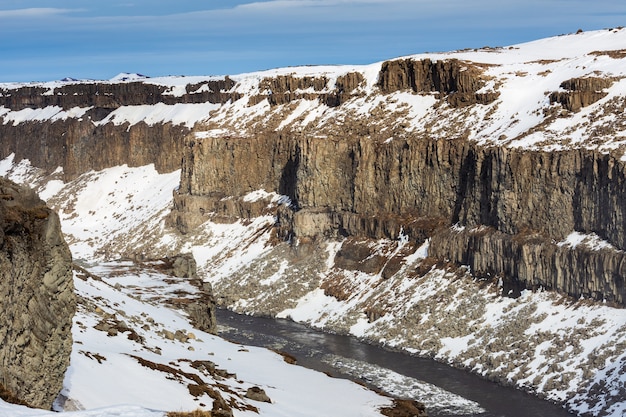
xmin=0 ymin=178 xmax=75 ymax=409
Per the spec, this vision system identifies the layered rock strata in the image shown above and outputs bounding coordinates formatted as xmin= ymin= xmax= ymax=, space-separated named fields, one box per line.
xmin=0 ymin=72 xmax=367 ymax=180
xmin=0 ymin=78 xmax=239 ymax=179
xmin=0 ymin=120 xmax=189 ymax=179
xmin=0 ymin=78 xmax=238 ymax=111
xmin=377 ymin=58 xmax=499 ymax=106
xmin=0 ymin=178 xmax=75 ymax=409
xmin=173 ymin=133 xmax=626 ymax=305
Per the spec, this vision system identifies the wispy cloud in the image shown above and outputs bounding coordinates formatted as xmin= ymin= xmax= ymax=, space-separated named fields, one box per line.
xmin=0 ymin=8 xmax=78 ymax=18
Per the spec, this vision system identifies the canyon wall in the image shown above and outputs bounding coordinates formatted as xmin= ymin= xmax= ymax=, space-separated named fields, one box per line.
xmin=2 ymin=53 xmax=626 ymax=309
xmin=176 ymin=132 xmax=626 ymax=246
xmin=0 ymin=78 xmax=239 ymax=110
xmin=0 ymin=178 xmax=75 ymax=409
xmin=0 ymin=78 xmax=239 ymax=179
xmin=173 ymin=132 xmax=626 ymax=305
xmin=0 ymin=120 xmax=189 ymax=179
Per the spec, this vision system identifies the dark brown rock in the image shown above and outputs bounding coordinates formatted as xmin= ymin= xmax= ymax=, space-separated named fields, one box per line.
xmin=0 ymin=118 xmax=190 ymax=180
xmin=0 ymin=78 xmax=239 ymax=111
xmin=0 ymin=78 xmax=240 ymax=180
xmin=0 ymin=178 xmax=75 ymax=409
xmin=550 ymin=77 xmax=613 ymax=112
xmin=430 ymin=227 xmax=626 ymax=304
xmin=173 ymin=130 xmax=626 ymax=305
xmin=380 ymin=399 xmax=428 ymax=417
xmin=377 ymin=58 xmax=498 ymax=106
xmin=150 ymin=254 xmax=217 ymax=334
xmin=244 ymin=386 xmax=271 ymax=403
xmin=247 ymin=72 xmax=365 ymax=107
xmin=334 ymin=239 xmax=387 ymax=274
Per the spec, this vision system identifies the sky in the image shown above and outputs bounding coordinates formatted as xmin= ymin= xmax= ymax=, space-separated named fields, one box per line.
xmin=0 ymin=0 xmax=625 ymax=82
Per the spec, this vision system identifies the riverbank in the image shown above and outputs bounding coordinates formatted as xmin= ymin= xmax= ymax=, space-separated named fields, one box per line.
xmin=205 ymin=238 xmax=626 ymax=417
xmin=216 ymin=309 xmax=575 ymax=417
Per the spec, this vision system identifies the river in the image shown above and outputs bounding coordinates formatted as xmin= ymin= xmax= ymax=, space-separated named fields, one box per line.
xmin=216 ymin=309 xmax=575 ymax=417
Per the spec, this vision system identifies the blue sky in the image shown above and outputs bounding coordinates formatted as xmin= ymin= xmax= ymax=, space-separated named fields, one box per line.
xmin=0 ymin=0 xmax=624 ymax=82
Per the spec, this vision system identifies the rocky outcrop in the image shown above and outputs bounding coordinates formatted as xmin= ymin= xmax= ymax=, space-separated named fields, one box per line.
xmin=176 ymin=133 xmax=626 ymax=245
xmin=549 ymin=77 xmax=613 ymax=112
xmin=0 ymin=119 xmax=190 ymax=179
xmin=377 ymin=58 xmax=499 ymax=106
xmin=430 ymin=227 xmax=626 ymax=303
xmin=381 ymin=399 xmax=428 ymax=417
xmin=0 ymin=178 xmax=75 ymax=409
xmin=248 ymin=72 xmax=365 ymax=107
xmin=144 ymin=254 xmax=217 ymax=334
xmin=0 ymin=78 xmax=239 ymax=111
xmin=0 ymin=78 xmax=240 ymax=180
xmin=245 ymin=386 xmax=271 ymax=403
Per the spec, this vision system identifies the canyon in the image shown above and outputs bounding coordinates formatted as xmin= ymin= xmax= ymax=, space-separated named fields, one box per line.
xmin=1 ymin=28 xmax=626 ymax=416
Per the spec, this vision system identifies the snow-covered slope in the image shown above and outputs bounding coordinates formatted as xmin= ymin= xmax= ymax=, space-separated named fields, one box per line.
xmin=2 ymin=28 xmax=626 ymax=417
xmin=0 ymin=258 xmax=395 ymax=417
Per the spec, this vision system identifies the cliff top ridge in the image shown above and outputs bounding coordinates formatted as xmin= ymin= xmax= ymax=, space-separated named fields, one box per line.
xmin=1 ymin=28 xmax=626 ymax=156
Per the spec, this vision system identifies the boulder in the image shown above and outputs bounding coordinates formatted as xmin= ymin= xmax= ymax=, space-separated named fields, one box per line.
xmin=245 ymin=386 xmax=272 ymax=403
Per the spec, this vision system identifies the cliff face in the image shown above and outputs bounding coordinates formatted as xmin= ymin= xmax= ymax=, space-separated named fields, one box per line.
xmin=0 ymin=178 xmax=75 ymax=409
xmin=173 ymin=132 xmax=626 ymax=304
xmin=1 ymin=32 xmax=626 ymax=308
xmin=377 ymin=58 xmax=499 ymax=106
xmin=0 ymin=78 xmax=238 ymax=110
xmin=0 ymin=120 xmax=189 ymax=179
xmin=168 ymin=29 xmax=626 ymax=307
xmin=0 ymin=77 xmax=239 ymax=179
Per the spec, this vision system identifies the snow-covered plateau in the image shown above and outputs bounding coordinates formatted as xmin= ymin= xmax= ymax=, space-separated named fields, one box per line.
xmin=1 ymin=28 xmax=626 ymax=417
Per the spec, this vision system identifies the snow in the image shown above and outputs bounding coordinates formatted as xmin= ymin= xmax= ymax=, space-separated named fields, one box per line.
xmin=0 ymin=240 xmax=393 ymax=417
xmin=3 ymin=28 xmax=626 ymax=417
xmin=0 ymin=401 xmax=164 ymax=417
xmin=0 ymin=152 xmax=15 ymax=173
xmin=0 ymin=102 xmax=217 ymax=129
xmin=61 ymin=263 xmax=392 ymax=417
xmin=557 ymin=231 xmax=618 ymax=251
xmin=1 ymin=106 xmax=91 ymax=125
xmin=241 ymin=189 xmax=280 ymax=203
xmin=2 ymin=28 xmax=626 ymax=152
xmin=324 ymin=355 xmax=485 ymax=415
xmin=46 ymin=164 xmax=181 ymax=261
xmin=95 ymin=102 xmax=219 ymax=128
xmin=110 ymin=73 xmax=149 ymax=82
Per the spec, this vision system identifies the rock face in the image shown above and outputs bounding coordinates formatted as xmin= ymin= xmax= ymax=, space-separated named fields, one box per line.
xmin=0 ymin=178 xmax=75 ymax=409
xmin=0 ymin=78 xmax=238 ymax=111
xmin=142 ymin=254 xmax=217 ymax=334
xmin=0 ymin=119 xmax=190 ymax=179
xmin=549 ymin=77 xmax=613 ymax=112
xmin=173 ymin=132 xmax=626 ymax=305
xmin=248 ymin=72 xmax=365 ymax=107
xmin=3 ymin=29 xmax=626 ymax=416
xmin=378 ymin=58 xmax=499 ymax=106
xmin=0 ymin=78 xmax=239 ymax=180
xmin=1 ymin=30 xmax=626 ymax=324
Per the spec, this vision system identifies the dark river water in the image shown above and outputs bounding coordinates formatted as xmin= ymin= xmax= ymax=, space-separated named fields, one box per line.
xmin=216 ymin=309 xmax=575 ymax=417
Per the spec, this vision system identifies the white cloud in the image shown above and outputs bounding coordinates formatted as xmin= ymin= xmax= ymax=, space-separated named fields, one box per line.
xmin=0 ymin=8 xmax=78 ymax=18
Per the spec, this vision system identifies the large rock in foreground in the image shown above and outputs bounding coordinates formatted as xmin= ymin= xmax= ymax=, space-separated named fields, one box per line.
xmin=0 ymin=178 xmax=75 ymax=409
